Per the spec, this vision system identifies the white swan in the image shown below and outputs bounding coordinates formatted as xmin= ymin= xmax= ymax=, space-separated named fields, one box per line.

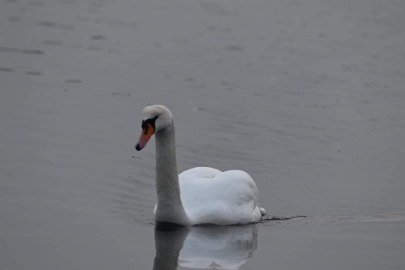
xmin=135 ymin=105 xmax=266 ymax=226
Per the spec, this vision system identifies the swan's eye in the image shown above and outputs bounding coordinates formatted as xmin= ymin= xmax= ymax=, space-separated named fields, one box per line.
xmin=142 ymin=115 xmax=158 ymax=130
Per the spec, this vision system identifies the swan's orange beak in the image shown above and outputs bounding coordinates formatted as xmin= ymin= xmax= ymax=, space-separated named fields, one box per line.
xmin=135 ymin=123 xmax=155 ymax=151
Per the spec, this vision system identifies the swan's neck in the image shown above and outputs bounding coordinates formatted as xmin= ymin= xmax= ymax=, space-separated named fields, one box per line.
xmin=154 ymin=121 xmax=191 ymax=226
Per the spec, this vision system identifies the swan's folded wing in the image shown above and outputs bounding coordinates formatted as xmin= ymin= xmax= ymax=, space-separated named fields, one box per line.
xmin=179 ymin=169 xmax=260 ymax=225
xmin=179 ymin=167 xmax=222 ymax=180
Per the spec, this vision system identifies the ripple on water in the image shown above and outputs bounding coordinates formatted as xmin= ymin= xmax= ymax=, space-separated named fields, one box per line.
xmin=259 ymin=214 xmax=405 ymax=226
xmin=0 ymin=67 xmax=15 ymax=72
xmin=25 ymin=71 xmax=42 ymax=76
xmin=43 ymin=40 xmax=63 ymax=46
xmin=103 ymin=162 xmax=156 ymax=224
xmin=0 ymin=47 xmax=44 ymax=55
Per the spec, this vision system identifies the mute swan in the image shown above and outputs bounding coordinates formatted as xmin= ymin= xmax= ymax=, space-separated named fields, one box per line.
xmin=135 ymin=105 xmax=266 ymax=226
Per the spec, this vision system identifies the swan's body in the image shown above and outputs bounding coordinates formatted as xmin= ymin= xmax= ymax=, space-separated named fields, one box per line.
xmin=136 ymin=105 xmax=266 ymax=226
xmin=154 ymin=167 xmax=265 ymax=225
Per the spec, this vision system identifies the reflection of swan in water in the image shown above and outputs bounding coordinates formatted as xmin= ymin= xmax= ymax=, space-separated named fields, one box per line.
xmin=153 ymin=224 xmax=258 ymax=270
xmin=153 ymin=224 xmax=189 ymax=270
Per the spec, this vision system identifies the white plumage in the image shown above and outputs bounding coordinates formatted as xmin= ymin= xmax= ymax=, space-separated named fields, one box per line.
xmin=136 ymin=105 xmax=266 ymax=226
xmin=179 ymin=167 xmax=264 ymax=225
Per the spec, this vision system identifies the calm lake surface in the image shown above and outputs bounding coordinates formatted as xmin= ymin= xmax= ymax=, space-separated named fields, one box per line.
xmin=1 ymin=0 xmax=404 ymax=269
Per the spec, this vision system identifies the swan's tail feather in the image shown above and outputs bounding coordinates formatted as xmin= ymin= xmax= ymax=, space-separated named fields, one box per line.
xmin=259 ymin=207 xmax=267 ymax=216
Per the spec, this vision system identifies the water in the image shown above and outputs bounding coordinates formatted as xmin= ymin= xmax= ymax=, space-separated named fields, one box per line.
xmin=1 ymin=0 xmax=404 ymax=269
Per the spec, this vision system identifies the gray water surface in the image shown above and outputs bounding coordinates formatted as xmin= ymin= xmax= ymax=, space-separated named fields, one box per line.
xmin=1 ymin=0 xmax=405 ymax=269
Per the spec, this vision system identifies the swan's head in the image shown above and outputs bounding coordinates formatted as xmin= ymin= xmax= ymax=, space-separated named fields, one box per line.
xmin=135 ymin=105 xmax=173 ymax=151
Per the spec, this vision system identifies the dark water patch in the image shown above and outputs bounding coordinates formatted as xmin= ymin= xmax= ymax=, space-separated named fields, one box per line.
xmin=112 ymin=92 xmax=131 ymax=97
xmin=25 ymin=71 xmax=42 ymax=76
xmin=206 ymin=25 xmax=232 ymax=33
xmin=36 ymin=20 xmax=74 ymax=30
xmin=43 ymin=40 xmax=63 ymax=46
xmin=65 ymin=79 xmax=82 ymax=83
xmin=8 ymin=15 xmax=21 ymax=21
xmin=29 ymin=0 xmax=45 ymax=6
xmin=171 ymin=37 xmax=190 ymax=44
xmin=86 ymin=8 xmax=101 ymax=14
xmin=341 ymin=63 xmax=360 ymax=73
xmin=93 ymin=17 xmax=137 ymax=28
xmin=220 ymin=81 xmax=240 ymax=90
xmin=90 ymin=1 xmax=105 ymax=8
xmin=36 ymin=20 xmax=56 ymax=27
xmin=87 ymin=46 xmax=103 ymax=51
xmin=60 ymin=0 xmax=76 ymax=4
xmin=191 ymin=107 xmax=204 ymax=112
xmin=107 ymin=48 xmax=121 ymax=54
xmin=17 ymin=7 xmax=29 ymax=14
xmin=0 ymin=46 xmax=20 ymax=53
xmin=0 ymin=67 xmax=15 ymax=72
xmin=76 ymin=15 xmax=91 ymax=22
xmin=151 ymin=4 xmax=167 ymax=11
xmin=253 ymin=92 xmax=266 ymax=97
xmin=185 ymin=77 xmax=196 ymax=82
xmin=200 ymin=2 xmax=226 ymax=15
xmin=58 ymin=24 xmax=74 ymax=30
xmin=90 ymin=34 xmax=107 ymax=40
xmin=21 ymin=49 xmax=44 ymax=55
xmin=276 ymin=18 xmax=298 ymax=27
xmin=70 ymin=44 xmax=82 ymax=48
xmin=202 ymin=106 xmax=235 ymax=118
xmin=224 ymin=45 xmax=245 ymax=52
xmin=194 ymin=83 xmax=206 ymax=89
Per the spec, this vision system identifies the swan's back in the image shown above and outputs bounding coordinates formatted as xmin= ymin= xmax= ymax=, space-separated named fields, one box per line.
xmin=179 ymin=167 xmax=263 ymax=225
